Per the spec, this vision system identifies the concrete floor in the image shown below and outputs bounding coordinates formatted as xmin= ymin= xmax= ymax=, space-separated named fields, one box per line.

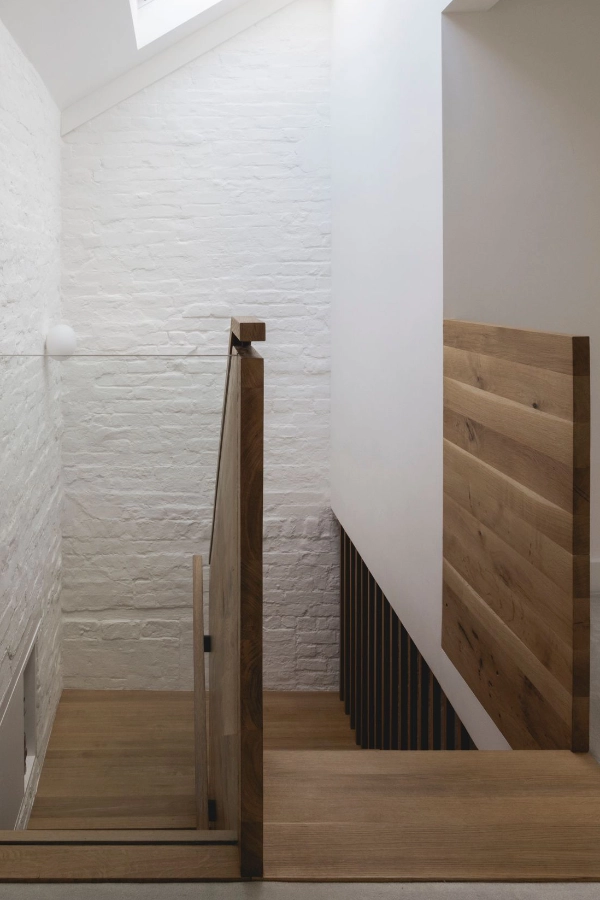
xmin=0 ymin=885 xmax=599 ymax=899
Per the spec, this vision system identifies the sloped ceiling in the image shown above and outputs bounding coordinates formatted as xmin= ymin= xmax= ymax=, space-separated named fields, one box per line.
xmin=0 ymin=0 xmax=502 ymax=131
xmin=0 ymin=0 xmax=260 ymax=109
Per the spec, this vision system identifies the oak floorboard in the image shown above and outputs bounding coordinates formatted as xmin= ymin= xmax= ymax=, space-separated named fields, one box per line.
xmin=28 ymin=690 xmax=356 ymax=830
xmin=0 ymin=844 xmax=240 ymax=881
xmin=17 ymin=694 xmax=600 ymax=881
xmin=263 ymin=750 xmax=600 ymax=881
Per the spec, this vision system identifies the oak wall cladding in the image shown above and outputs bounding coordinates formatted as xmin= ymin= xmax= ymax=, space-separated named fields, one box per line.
xmin=442 ymin=320 xmax=590 ymax=751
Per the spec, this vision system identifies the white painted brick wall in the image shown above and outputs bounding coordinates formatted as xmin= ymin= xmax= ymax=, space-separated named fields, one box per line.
xmin=0 ymin=17 xmax=63 ymax=822
xmin=61 ymin=0 xmax=338 ymax=690
xmin=60 ymin=356 xmax=225 ymax=690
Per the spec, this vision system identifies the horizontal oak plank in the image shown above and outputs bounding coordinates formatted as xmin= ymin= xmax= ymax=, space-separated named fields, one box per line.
xmin=28 ymin=817 xmax=198 ymax=831
xmin=0 ymin=831 xmax=236 ymax=844
xmin=444 ymin=494 xmax=573 ymax=691
xmin=444 ymin=345 xmax=574 ymax=420
xmin=444 ymin=439 xmax=573 ymax=590
xmin=444 ymin=407 xmax=574 ymax=512
xmin=444 ymin=377 xmax=574 ymax=466
xmin=0 ymin=845 xmax=240 ymax=881
xmin=443 ymin=320 xmax=582 ymax=375
xmin=264 ymin=823 xmax=600 ymax=881
xmin=264 ymin=748 xmax=600 ymax=779
xmin=442 ymin=561 xmax=571 ymax=750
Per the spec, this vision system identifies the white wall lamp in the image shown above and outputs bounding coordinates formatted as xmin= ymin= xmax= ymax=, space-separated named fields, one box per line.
xmin=45 ymin=325 xmax=77 ymax=359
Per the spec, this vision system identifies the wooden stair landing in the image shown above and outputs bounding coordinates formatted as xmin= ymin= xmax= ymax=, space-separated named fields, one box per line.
xmin=24 ymin=690 xmax=600 ymax=881
xmin=264 ymin=749 xmax=600 ymax=881
xmin=28 ymin=690 xmax=357 ymax=830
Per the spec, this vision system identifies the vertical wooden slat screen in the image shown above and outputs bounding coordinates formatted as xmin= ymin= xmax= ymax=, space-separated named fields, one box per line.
xmin=339 ymin=526 xmax=476 ymax=751
xmin=390 ymin=611 xmax=399 ymax=750
xmin=375 ymin=585 xmax=384 ymax=749
xmin=409 ymin=642 xmax=418 ymax=750
xmin=208 ymin=317 xmax=265 ymax=878
xmin=367 ymin=573 xmax=376 ymax=747
xmin=344 ymin=539 xmax=350 ymax=717
xmin=443 ymin=320 xmax=591 ymax=751
xmin=349 ymin=544 xmax=356 ymax=730
xmin=400 ymin=626 xmax=409 ymax=750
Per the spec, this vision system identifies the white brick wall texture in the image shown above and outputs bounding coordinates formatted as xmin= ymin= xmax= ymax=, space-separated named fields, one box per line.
xmin=0 ymin=17 xmax=63 ymax=821
xmin=60 ymin=356 xmax=225 ymax=690
xmin=61 ymin=0 xmax=339 ymax=690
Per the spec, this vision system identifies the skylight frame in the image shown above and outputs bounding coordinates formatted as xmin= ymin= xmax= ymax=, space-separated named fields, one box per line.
xmin=129 ymin=0 xmax=229 ymax=49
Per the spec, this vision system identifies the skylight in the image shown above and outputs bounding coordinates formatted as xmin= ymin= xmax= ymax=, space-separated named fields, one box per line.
xmin=129 ymin=0 xmax=226 ymax=49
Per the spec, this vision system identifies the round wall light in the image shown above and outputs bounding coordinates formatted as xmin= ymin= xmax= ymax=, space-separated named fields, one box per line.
xmin=46 ymin=324 xmax=77 ymax=359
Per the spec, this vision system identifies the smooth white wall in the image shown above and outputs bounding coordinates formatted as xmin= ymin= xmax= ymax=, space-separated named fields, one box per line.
xmin=444 ymin=0 xmax=600 ymax=555
xmin=443 ymin=0 xmax=600 ymax=756
xmin=0 ymin=15 xmax=63 ymax=824
xmin=61 ymin=0 xmax=337 ymax=691
xmin=330 ymin=0 xmax=508 ymax=748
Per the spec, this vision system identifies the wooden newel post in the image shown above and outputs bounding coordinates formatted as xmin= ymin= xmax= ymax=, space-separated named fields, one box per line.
xmin=208 ymin=316 xmax=265 ymax=877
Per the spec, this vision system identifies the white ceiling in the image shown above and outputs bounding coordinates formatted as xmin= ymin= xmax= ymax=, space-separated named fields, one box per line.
xmin=0 ymin=0 xmax=503 ymax=127
xmin=0 ymin=0 xmax=251 ymax=109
